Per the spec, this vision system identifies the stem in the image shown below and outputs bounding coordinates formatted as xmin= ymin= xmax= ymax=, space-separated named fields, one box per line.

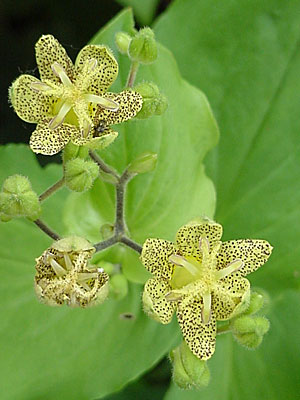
xmin=33 ymin=219 xmax=61 ymax=241
xmin=114 ymin=170 xmax=132 ymax=236
xmin=126 ymin=61 xmax=139 ymax=88
xmin=216 ymin=323 xmax=231 ymax=335
xmin=120 ymin=237 xmax=142 ymax=254
xmin=89 ymin=150 xmax=120 ymax=180
xmin=39 ymin=177 xmax=65 ymax=202
xmin=94 ymin=236 xmax=118 ymax=252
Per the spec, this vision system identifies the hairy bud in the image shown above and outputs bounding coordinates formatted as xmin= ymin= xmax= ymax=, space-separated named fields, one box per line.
xmin=134 ymin=82 xmax=167 ymax=119
xmin=64 ymin=158 xmax=99 ymax=192
xmin=128 ymin=28 xmax=158 ymax=64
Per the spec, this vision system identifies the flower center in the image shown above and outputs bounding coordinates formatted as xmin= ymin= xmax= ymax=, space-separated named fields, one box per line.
xmin=31 ymin=60 xmax=119 ymax=136
xmin=167 ymin=235 xmax=243 ymax=324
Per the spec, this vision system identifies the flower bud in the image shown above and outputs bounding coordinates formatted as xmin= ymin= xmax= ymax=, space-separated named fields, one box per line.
xmin=231 ymin=315 xmax=270 ymax=349
xmin=98 ymin=170 xmax=119 ymax=184
xmin=170 ymin=341 xmax=210 ymax=389
xmin=62 ymin=142 xmax=89 ymax=163
xmin=128 ymin=28 xmax=158 ymax=64
xmin=64 ymin=158 xmax=99 ymax=192
xmin=0 ymin=175 xmax=41 ymax=221
xmin=115 ymin=31 xmax=132 ymax=54
xmin=127 ymin=152 xmax=157 ymax=174
xmin=109 ymin=273 xmax=128 ymax=300
xmin=245 ymin=291 xmax=265 ymax=315
xmin=35 ymin=236 xmax=109 ymax=307
xmin=134 ymin=82 xmax=168 ymax=119
xmin=100 ymin=223 xmax=115 ymax=240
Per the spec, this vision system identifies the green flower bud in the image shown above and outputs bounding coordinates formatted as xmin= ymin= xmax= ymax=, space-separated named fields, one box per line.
xmin=62 ymin=142 xmax=89 ymax=163
xmin=127 ymin=152 xmax=158 ymax=174
xmin=231 ymin=315 xmax=270 ymax=349
xmin=134 ymin=82 xmax=168 ymax=119
xmin=109 ymin=274 xmax=128 ymax=300
xmin=99 ymin=170 xmax=119 ymax=184
xmin=100 ymin=223 xmax=115 ymax=240
xmin=170 ymin=341 xmax=210 ymax=389
xmin=64 ymin=159 xmax=99 ymax=192
xmin=115 ymin=31 xmax=132 ymax=54
xmin=0 ymin=175 xmax=41 ymax=221
xmin=128 ymin=27 xmax=158 ymax=64
xmin=245 ymin=291 xmax=265 ymax=315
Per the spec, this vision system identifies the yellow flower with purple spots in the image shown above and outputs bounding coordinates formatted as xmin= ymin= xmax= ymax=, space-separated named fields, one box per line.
xmin=141 ymin=220 xmax=272 ymax=360
xmin=9 ymin=34 xmax=143 ymax=155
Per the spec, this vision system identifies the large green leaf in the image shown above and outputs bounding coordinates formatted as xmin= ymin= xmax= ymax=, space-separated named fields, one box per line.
xmin=153 ymin=0 xmax=300 ymax=398
xmin=0 ymin=144 xmax=181 ymax=400
xmin=164 ymin=291 xmax=300 ymax=400
xmin=114 ymin=0 xmax=160 ymax=25
xmin=65 ymin=8 xmax=219 ymax=283
xmin=155 ymin=0 xmax=300 ymax=294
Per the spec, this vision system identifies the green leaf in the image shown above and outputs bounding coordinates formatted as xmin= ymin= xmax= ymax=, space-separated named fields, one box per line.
xmin=154 ymin=0 xmax=300 ymax=293
xmin=164 ymin=291 xmax=300 ymax=400
xmin=65 ymin=8 xmax=219 ymax=283
xmin=0 ymin=144 xmax=181 ymax=400
xmin=114 ymin=0 xmax=160 ymax=25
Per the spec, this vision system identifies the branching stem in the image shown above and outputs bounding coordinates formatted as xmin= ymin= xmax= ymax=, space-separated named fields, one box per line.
xmin=39 ymin=177 xmax=65 ymax=202
xmin=89 ymin=150 xmax=120 ymax=180
xmin=33 ymin=219 xmax=61 ymax=241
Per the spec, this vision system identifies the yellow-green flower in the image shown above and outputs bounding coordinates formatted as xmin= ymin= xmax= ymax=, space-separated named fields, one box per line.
xmin=35 ymin=236 xmax=109 ymax=307
xmin=141 ymin=220 xmax=273 ymax=360
xmin=9 ymin=34 xmax=143 ymax=155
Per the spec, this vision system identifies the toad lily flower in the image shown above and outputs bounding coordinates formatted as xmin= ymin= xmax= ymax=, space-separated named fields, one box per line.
xmin=35 ymin=236 xmax=109 ymax=307
xmin=9 ymin=34 xmax=143 ymax=155
xmin=141 ymin=220 xmax=272 ymax=360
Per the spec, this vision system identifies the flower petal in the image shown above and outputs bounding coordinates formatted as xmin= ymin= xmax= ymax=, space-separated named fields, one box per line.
xmin=141 ymin=238 xmax=176 ymax=280
xmin=212 ymin=277 xmax=250 ymax=320
xmin=10 ymin=75 xmax=53 ymax=123
xmin=35 ymin=35 xmax=75 ymax=83
xmin=176 ymin=222 xmax=223 ymax=259
xmin=75 ymin=45 xmax=118 ymax=93
xmin=92 ymin=91 xmax=143 ymax=125
xmin=143 ymin=278 xmax=175 ymax=324
xmin=216 ymin=239 xmax=273 ymax=276
xmin=70 ymin=126 xmax=118 ymax=150
xmin=177 ymin=299 xmax=216 ymax=360
xmin=29 ymin=121 xmax=75 ymax=155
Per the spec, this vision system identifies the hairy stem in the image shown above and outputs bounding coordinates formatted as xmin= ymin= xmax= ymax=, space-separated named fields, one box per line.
xmin=114 ymin=170 xmax=131 ymax=236
xmin=126 ymin=61 xmax=139 ymax=88
xmin=120 ymin=236 xmax=142 ymax=254
xmin=89 ymin=150 xmax=120 ymax=180
xmin=94 ymin=236 xmax=118 ymax=252
xmin=39 ymin=177 xmax=65 ymax=202
xmin=33 ymin=219 xmax=61 ymax=241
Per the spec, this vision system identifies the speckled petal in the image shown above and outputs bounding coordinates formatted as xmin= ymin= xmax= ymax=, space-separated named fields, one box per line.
xmin=216 ymin=239 xmax=273 ymax=276
xmin=176 ymin=223 xmax=223 ymax=259
xmin=177 ymin=299 xmax=217 ymax=360
xmin=92 ymin=91 xmax=143 ymax=125
xmin=35 ymin=35 xmax=75 ymax=84
xmin=75 ymin=45 xmax=118 ymax=93
xmin=29 ymin=121 xmax=75 ymax=155
xmin=10 ymin=75 xmax=53 ymax=123
xmin=70 ymin=126 xmax=118 ymax=150
xmin=143 ymin=278 xmax=176 ymax=324
xmin=212 ymin=277 xmax=250 ymax=320
xmin=141 ymin=239 xmax=176 ymax=280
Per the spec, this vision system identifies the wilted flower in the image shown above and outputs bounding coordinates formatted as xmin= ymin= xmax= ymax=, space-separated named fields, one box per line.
xmin=35 ymin=236 xmax=109 ymax=307
xmin=141 ymin=219 xmax=272 ymax=360
xmin=9 ymin=34 xmax=143 ymax=155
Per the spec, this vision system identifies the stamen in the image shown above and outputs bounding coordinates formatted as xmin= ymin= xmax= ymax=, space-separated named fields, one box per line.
xmin=49 ymin=101 xmax=72 ymax=130
xmin=51 ymin=62 xmax=73 ymax=88
xmin=201 ymin=292 xmax=212 ymax=324
xmin=81 ymin=120 xmax=91 ymax=138
xmin=169 ymin=255 xmax=198 ymax=276
xmin=30 ymin=81 xmax=52 ymax=92
xmin=215 ymin=259 xmax=244 ymax=280
xmin=77 ymin=272 xmax=99 ymax=282
xmin=50 ymin=259 xmax=67 ymax=277
xmin=199 ymin=236 xmax=210 ymax=254
xmin=165 ymin=291 xmax=183 ymax=302
xmin=84 ymin=94 xmax=119 ymax=111
xmin=64 ymin=254 xmax=73 ymax=270
xmin=79 ymin=282 xmax=91 ymax=291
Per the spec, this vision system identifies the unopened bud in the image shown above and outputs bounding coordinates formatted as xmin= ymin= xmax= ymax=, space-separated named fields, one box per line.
xmin=231 ymin=315 xmax=270 ymax=349
xmin=245 ymin=291 xmax=265 ymax=315
xmin=64 ymin=159 xmax=98 ymax=192
xmin=100 ymin=223 xmax=115 ymax=240
xmin=134 ymin=82 xmax=167 ymax=119
xmin=128 ymin=28 xmax=158 ymax=64
xmin=99 ymin=170 xmax=119 ymax=184
xmin=0 ymin=175 xmax=41 ymax=221
xmin=115 ymin=31 xmax=132 ymax=54
xmin=110 ymin=273 xmax=128 ymax=300
xmin=170 ymin=341 xmax=210 ymax=389
xmin=128 ymin=152 xmax=157 ymax=174
xmin=63 ymin=142 xmax=89 ymax=163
